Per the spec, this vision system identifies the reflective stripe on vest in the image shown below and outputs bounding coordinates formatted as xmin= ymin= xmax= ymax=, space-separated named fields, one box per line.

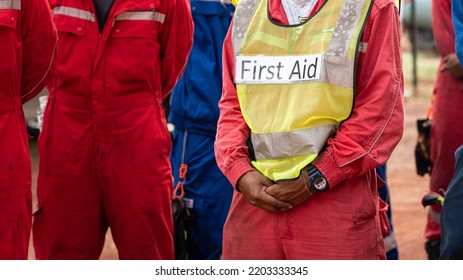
xmin=252 ymin=124 xmax=336 ymax=161
xmin=53 ymin=6 xmax=95 ymax=22
xmin=233 ymin=0 xmax=398 ymax=13
xmin=232 ymin=0 xmax=372 ymax=181
xmin=115 ymin=11 xmax=165 ymax=23
xmin=0 ymin=0 xmax=20 ymax=10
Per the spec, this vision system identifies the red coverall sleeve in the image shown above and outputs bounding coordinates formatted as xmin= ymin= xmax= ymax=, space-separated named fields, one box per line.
xmin=432 ymin=0 xmax=455 ymax=57
xmin=215 ymin=22 xmax=256 ymax=188
xmin=313 ymin=1 xmax=405 ymax=188
xmin=159 ymin=0 xmax=193 ymax=100
xmin=19 ymin=0 xmax=56 ymax=103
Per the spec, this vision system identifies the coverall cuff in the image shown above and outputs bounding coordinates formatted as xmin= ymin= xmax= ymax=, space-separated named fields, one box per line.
xmin=225 ymin=158 xmax=255 ymax=189
xmin=312 ymin=150 xmax=349 ymax=189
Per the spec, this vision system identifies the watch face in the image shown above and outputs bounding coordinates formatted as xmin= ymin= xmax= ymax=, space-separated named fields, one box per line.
xmin=313 ymin=176 xmax=328 ymax=191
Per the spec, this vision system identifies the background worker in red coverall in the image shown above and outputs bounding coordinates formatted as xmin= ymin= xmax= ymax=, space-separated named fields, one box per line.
xmin=423 ymin=0 xmax=463 ymax=260
xmin=33 ymin=0 xmax=193 ymax=259
xmin=0 ymin=0 xmax=56 ymax=259
xmin=215 ymin=0 xmax=404 ymax=259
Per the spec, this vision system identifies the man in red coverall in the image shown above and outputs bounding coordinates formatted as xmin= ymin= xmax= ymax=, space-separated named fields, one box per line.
xmin=215 ymin=0 xmax=404 ymax=259
xmin=424 ymin=0 xmax=463 ymax=259
xmin=0 ymin=0 xmax=56 ymax=259
xmin=33 ymin=0 xmax=193 ymax=259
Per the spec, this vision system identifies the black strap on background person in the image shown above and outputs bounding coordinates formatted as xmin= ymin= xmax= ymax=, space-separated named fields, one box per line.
xmin=172 ymin=131 xmax=194 ymax=260
xmin=415 ymin=100 xmax=433 ymax=176
xmin=93 ymin=0 xmax=116 ymax=33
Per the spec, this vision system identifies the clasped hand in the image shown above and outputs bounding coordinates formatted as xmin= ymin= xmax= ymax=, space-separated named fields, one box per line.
xmin=237 ymin=170 xmax=313 ymax=213
xmin=440 ymin=54 xmax=463 ymax=79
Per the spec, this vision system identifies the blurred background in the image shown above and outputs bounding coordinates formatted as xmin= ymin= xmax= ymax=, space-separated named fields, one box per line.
xmin=23 ymin=0 xmax=440 ymax=260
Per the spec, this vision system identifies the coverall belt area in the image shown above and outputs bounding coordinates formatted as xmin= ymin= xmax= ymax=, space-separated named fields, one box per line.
xmin=33 ymin=0 xmax=191 ymax=259
xmin=1 ymin=0 xmax=55 ymax=259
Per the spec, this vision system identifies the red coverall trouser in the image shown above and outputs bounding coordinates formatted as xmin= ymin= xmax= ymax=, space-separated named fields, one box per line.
xmin=0 ymin=106 xmax=32 ymax=260
xmin=0 ymin=0 xmax=55 ymax=259
xmin=34 ymin=96 xmax=174 ymax=259
xmin=223 ymin=170 xmax=387 ymax=260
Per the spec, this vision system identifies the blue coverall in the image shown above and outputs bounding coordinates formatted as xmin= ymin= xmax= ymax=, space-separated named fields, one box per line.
xmin=169 ymin=0 xmax=235 ymax=259
xmin=377 ymin=165 xmax=399 ymax=260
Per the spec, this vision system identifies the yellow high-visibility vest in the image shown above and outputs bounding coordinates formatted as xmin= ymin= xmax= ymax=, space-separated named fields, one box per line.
xmin=232 ymin=0 xmax=373 ymax=181
xmin=233 ymin=0 xmax=400 ymax=12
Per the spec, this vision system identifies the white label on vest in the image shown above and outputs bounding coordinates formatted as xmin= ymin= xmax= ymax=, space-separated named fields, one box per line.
xmin=235 ymin=54 xmax=323 ymax=84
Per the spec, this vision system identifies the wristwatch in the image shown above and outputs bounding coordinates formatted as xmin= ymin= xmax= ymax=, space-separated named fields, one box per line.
xmin=306 ymin=165 xmax=329 ymax=193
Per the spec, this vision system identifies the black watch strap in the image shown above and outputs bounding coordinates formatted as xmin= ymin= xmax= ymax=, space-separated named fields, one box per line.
xmin=306 ymin=165 xmax=329 ymax=192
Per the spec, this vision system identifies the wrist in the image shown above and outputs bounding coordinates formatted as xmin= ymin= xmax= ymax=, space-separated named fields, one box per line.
xmin=301 ymin=170 xmax=314 ymax=195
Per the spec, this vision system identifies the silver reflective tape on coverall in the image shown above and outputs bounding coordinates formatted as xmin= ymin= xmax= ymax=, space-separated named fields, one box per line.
xmin=53 ymin=6 xmax=95 ymax=22
xmin=251 ymin=124 xmax=337 ymax=160
xmin=115 ymin=11 xmax=165 ymax=23
xmin=383 ymin=232 xmax=398 ymax=252
xmin=0 ymin=0 xmax=20 ymax=10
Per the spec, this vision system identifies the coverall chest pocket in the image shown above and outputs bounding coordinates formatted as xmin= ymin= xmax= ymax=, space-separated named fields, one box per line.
xmin=54 ymin=16 xmax=85 ymax=37
xmin=107 ymin=12 xmax=161 ymax=96
xmin=111 ymin=18 xmax=157 ymax=39
xmin=53 ymin=15 xmax=86 ymax=63
xmin=0 ymin=10 xmax=18 ymax=29
xmin=52 ymin=15 xmax=90 ymax=94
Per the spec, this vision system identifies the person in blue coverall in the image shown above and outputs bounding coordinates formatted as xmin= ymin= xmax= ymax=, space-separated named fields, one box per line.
xmin=169 ymin=0 xmax=235 ymax=259
xmin=376 ymin=165 xmax=399 ymax=260
xmin=440 ymin=145 xmax=463 ymax=259
xmin=453 ymin=0 xmax=463 ymax=63
xmin=439 ymin=1 xmax=463 ymax=259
